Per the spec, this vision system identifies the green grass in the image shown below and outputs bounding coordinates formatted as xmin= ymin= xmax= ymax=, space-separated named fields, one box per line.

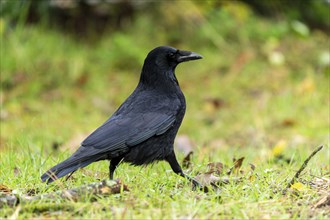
xmin=1 ymin=8 xmax=329 ymax=219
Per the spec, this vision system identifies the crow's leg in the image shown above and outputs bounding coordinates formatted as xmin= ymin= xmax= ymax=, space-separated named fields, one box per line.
xmin=109 ymin=157 xmax=123 ymax=180
xmin=166 ymin=151 xmax=206 ymax=191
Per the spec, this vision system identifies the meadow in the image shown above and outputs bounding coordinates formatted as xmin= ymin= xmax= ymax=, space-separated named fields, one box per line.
xmin=1 ymin=2 xmax=329 ymax=219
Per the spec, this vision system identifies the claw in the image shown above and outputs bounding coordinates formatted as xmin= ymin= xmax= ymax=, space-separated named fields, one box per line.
xmin=184 ymin=174 xmax=209 ymax=192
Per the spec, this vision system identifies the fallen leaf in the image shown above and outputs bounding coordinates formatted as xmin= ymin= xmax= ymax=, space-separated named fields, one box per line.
xmin=100 ymin=186 xmax=111 ymax=194
xmin=182 ymin=151 xmax=193 ymax=169
xmin=0 ymin=184 xmax=12 ymax=194
xmin=227 ymin=157 xmax=245 ymax=175
xmin=249 ymin=163 xmax=256 ymax=171
xmin=97 ymin=179 xmax=129 ymax=195
xmin=207 ymin=162 xmax=224 ymax=175
xmin=234 ymin=157 xmax=245 ymax=169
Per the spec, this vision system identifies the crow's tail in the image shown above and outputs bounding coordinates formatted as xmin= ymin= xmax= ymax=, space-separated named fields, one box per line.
xmin=41 ymin=155 xmax=101 ymax=184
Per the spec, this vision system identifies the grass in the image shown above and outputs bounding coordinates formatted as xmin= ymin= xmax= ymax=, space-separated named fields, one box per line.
xmin=1 ymin=7 xmax=329 ymax=219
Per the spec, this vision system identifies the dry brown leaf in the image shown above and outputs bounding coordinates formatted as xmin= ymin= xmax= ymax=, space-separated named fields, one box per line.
xmin=227 ymin=157 xmax=245 ymax=175
xmin=234 ymin=157 xmax=245 ymax=169
xmin=207 ymin=162 xmax=224 ymax=175
xmin=100 ymin=186 xmax=111 ymax=194
xmin=249 ymin=163 xmax=256 ymax=171
xmin=0 ymin=184 xmax=12 ymax=194
xmin=182 ymin=151 xmax=193 ymax=169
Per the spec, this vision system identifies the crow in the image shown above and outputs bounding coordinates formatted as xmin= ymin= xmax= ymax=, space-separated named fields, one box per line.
xmin=41 ymin=46 xmax=203 ymax=188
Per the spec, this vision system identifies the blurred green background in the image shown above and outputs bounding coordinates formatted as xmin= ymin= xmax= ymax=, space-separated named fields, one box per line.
xmin=1 ymin=1 xmax=329 ymax=218
xmin=0 ymin=0 xmax=329 ymax=153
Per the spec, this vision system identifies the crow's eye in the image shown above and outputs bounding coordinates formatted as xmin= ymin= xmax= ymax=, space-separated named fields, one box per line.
xmin=168 ymin=52 xmax=176 ymax=59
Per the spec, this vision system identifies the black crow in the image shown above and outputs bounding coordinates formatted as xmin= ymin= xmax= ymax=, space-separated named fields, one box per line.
xmin=41 ymin=46 xmax=202 ymax=187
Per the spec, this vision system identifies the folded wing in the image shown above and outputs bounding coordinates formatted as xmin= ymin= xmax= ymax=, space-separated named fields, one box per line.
xmin=41 ymin=111 xmax=176 ymax=183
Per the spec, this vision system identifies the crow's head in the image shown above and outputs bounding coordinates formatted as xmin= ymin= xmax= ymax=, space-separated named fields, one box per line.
xmin=140 ymin=46 xmax=202 ymax=87
xmin=147 ymin=46 xmax=202 ymax=69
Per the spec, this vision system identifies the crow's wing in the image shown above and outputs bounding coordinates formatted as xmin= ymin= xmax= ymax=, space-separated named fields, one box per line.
xmin=41 ymin=112 xmax=177 ymax=183
xmin=43 ymin=89 xmax=181 ymax=182
xmin=78 ymin=112 xmax=176 ymax=156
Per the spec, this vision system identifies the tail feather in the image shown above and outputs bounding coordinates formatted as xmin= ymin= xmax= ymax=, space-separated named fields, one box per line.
xmin=41 ymin=156 xmax=100 ymax=183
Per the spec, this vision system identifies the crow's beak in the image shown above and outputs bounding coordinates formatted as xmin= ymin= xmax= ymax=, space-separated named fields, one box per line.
xmin=177 ymin=50 xmax=203 ymax=63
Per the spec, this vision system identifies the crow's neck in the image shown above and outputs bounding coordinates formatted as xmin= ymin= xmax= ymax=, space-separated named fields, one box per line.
xmin=139 ymin=66 xmax=180 ymax=93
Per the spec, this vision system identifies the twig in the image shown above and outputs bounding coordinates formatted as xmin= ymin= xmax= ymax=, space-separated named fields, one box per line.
xmin=285 ymin=145 xmax=323 ymax=189
xmin=0 ymin=179 xmax=128 ymax=208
